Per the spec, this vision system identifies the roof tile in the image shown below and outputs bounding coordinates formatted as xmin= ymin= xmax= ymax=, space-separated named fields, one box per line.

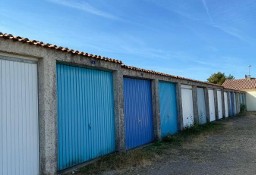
xmin=223 ymin=79 xmax=256 ymax=90
xmin=0 ymin=32 xmax=241 ymax=89
xmin=0 ymin=32 xmax=122 ymax=64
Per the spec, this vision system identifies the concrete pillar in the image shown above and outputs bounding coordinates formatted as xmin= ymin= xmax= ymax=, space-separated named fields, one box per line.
xmin=214 ymin=89 xmax=219 ymax=120
xmin=176 ymin=83 xmax=183 ymax=130
xmin=205 ymin=87 xmax=210 ymax=123
xmin=38 ymin=57 xmax=57 ymax=175
xmin=113 ymin=70 xmax=125 ymax=151
xmin=192 ymin=86 xmax=199 ymax=124
xmin=152 ymin=79 xmax=161 ymax=141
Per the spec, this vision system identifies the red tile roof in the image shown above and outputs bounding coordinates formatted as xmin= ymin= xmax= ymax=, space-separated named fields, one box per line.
xmin=122 ymin=65 xmax=223 ymax=87
xmin=0 ymin=32 xmax=238 ymax=89
xmin=0 ymin=32 xmax=122 ymax=64
xmin=223 ymin=78 xmax=256 ymax=90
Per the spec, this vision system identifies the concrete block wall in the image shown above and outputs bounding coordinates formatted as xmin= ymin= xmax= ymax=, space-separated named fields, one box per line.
xmin=0 ymin=37 xmax=246 ymax=175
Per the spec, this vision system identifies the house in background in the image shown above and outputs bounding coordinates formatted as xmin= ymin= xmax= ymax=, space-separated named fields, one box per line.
xmin=223 ymin=76 xmax=256 ymax=111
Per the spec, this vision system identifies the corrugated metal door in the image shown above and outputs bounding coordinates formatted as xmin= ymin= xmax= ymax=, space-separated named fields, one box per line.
xmin=57 ymin=64 xmax=115 ymax=170
xmin=0 ymin=58 xmax=39 ymax=175
xmin=224 ymin=92 xmax=229 ymax=117
xmin=217 ymin=90 xmax=223 ymax=119
xmin=208 ymin=89 xmax=216 ymax=122
xmin=197 ymin=88 xmax=207 ymax=124
xmin=229 ymin=92 xmax=233 ymax=116
xmin=124 ymin=77 xmax=154 ymax=150
xmin=233 ymin=93 xmax=237 ymax=114
xmin=181 ymin=85 xmax=194 ymax=128
xmin=159 ymin=81 xmax=178 ymax=137
xmin=230 ymin=92 xmax=234 ymax=116
xmin=236 ymin=93 xmax=240 ymax=113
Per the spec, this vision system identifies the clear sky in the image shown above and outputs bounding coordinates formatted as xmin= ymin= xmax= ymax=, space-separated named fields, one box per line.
xmin=1 ymin=0 xmax=256 ymax=81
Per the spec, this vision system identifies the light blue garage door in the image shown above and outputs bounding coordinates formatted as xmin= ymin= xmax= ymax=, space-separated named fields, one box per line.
xmin=57 ymin=64 xmax=115 ymax=170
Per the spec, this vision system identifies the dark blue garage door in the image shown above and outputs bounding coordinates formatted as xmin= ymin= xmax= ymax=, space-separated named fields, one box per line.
xmin=123 ymin=77 xmax=154 ymax=150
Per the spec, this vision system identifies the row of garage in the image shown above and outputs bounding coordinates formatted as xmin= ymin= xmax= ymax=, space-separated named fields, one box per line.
xmin=0 ymin=60 xmax=246 ymax=174
xmin=0 ymin=35 xmax=247 ymax=175
xmin=56 ymin=67 xmax=247 ymax=170
xmin=180 ymin=86 xmax=245 ymax=130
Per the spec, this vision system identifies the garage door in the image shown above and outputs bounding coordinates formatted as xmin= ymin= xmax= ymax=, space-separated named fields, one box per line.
xmin=181 ymin=85 xmax=194 ymax=128
xmin=159 ymin=81 xmax=178 ymax=137
xmin=124 ymin=77 xmax=154 ymax=150
xmin=224 ymin=92 xmax=229 ymax=117
xmin=57 ymin=64 xmax=115 ymax=170
xmin=197 ymin=88 xmax=207 ymax=124
xmin=208 ymin=89 xmax=216 ymax=122
xmin=217 ymin=90 xmax=223 ymax=119
xmin=229 ymin=92 xmax=233 ymax=116
xmin=233 ymin=93 xmax=237 ymax=115
xmin=0 ymin=58 xmax=39 ymax=175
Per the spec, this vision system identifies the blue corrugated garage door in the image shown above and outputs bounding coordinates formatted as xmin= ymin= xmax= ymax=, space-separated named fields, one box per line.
xmin=159 ymin=81 xmax=178 ymax=137
xmin=57 ymin=64 xmax=115 ymax=170
xmin=124 ymin=77 xmax=154 ymax=150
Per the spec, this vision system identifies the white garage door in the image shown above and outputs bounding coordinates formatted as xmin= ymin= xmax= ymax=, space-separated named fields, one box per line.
xmin=0 ymin=58 xmax=39 ymax=175
xmin=208 ymin=89 xmax=216 ymax=122
xmin=224 ymin=92 xmax=229 ymax=117
xmin=181 ymin=85 xmax=194 ymax=128
xmin=217 ymin=90 xmax=223 ymax=119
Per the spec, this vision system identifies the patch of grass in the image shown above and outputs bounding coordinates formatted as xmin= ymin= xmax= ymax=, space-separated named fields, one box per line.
xmin=240 ymin=104 xmax=247 ymax=113
xmin=162 ymin=122 xmax=223 ymax=144
xmin=76 ymin=149 xmax=157 ymax=175
xmin=69 ymin=122 xmax=223 ymax=175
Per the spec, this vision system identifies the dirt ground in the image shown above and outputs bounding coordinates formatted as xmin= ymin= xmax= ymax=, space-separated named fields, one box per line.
xmin=101 ymin=113 xmax=256 ymax=175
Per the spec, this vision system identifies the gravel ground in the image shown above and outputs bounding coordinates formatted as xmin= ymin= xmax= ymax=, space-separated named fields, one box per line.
xmin=103 ymin=113 xmax=256 ymax=175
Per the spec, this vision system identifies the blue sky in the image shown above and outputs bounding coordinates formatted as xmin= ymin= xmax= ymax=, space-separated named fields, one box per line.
xmin=1 ymin=0 xmax=256 ymax=81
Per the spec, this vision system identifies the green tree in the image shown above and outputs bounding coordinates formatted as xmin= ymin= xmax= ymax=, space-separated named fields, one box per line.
xmin=207 ymin=72 xmax=235 ymax=85
xmin=226 ymin=74 xmax=235 ymax=80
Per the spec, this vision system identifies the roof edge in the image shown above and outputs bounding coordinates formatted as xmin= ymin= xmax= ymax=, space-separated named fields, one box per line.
xmin=121 ymin=64 xmax=223 ymax=88
xmin=0 ymin=32 xmax=123 ymax=64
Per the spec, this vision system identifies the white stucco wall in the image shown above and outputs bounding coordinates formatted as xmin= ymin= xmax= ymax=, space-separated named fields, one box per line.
xmin=246 ymin=89 xmax=256 ymax=111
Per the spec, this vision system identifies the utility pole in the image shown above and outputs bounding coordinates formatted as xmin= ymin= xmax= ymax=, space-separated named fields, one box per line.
xmin=249 ymin=65 xmax=252 ymax=77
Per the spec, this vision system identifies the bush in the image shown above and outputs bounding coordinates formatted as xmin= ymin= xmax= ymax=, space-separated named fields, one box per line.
xmin=240 ymin=104 xmax=247 ymax=113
